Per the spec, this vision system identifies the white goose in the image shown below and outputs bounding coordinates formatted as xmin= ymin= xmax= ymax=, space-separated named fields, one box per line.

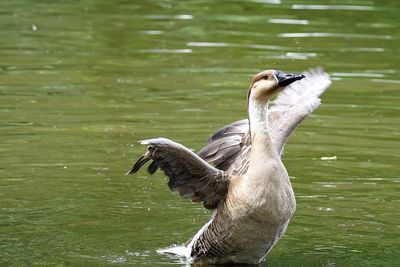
xmin=126 ymin=68 xmax=331 ymax=265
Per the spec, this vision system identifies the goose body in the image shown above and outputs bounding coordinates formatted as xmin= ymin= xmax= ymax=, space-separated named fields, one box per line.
xmin=126 ymin=68 xmax=331 ymax=264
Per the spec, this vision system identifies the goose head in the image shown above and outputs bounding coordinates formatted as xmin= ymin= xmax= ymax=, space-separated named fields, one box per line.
xmin=248 ymin=70 xmax=305 ymax=102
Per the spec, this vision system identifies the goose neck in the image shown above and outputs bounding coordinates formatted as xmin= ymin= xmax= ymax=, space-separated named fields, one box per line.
xmin=248 ymin=98 xmax=269 ymax=136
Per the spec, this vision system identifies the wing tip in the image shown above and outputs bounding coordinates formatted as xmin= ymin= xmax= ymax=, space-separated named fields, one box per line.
xmin=139 ymin=139 xmax=151 ymax=145
xmin=139 ymin=137 xmax=173 ymax=146
xmin=125 ymin=154 xmax=151 ymax=175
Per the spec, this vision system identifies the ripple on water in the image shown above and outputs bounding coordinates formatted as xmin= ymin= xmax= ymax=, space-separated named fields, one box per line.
xmin=268 ymin=18 xmax=309 ymax=25
xmin=266 ymin=52 xmax=318 ymax=60
xmin=357 ymin=22 xmax=398 ymax=29
xmin=345 ymin=177 xmax=400 ymax=183
xmin=142 ymin=14 xmax=193 ymax=20
xmin=250 ymin=0 xmax=281 ymax=4
xmin=292 ymin=4 xmax=376 ymax=11
xmin=338 ymin=47 xmax=385 ymax=52
xmin=140 ymin=30 xmax=164 ymax=35
xmin=138 ymin=49 xmax=192 ymax=54
xmin=331 ymin=72 xmax=385 ymax=78
xmin=278 ymin=32 xmax=393 ymax=40
xmin=371 ymin=79 xmax=400 ymax=84
xmin=187 ymin=42 xmax=287 ymax=51
xmin=104 ymin=250 xmax=150 ymax=264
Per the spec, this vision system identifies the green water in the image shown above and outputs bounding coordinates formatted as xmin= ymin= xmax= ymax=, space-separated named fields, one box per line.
xmin=1 ymin=0 xmax=399 ymax=266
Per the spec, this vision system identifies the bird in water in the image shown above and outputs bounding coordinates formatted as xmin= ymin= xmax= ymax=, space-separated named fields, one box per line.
xmin=126 ymin=68 xmax=331 ymax=265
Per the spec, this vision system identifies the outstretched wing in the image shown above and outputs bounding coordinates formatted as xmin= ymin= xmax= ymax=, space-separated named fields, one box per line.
xmin=126 ymin=138 xmax=229 ymax=210
xmin=269 ymin=67 xmax=331 ymax=155
xmin=199 ymin=122 xmax=250 ymax=175
xmin=199 ymin=67 xmax=331 ymax=175
xmin=197 ymin=119 xmax=248 ymax=171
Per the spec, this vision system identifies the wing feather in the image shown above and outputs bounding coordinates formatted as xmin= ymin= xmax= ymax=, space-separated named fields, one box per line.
xmin=126 ymin=138 xmax=228 ymax=209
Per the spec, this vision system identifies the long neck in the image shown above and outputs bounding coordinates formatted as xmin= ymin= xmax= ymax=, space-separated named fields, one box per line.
xmin=248 ymin=98 xmax=269 ymax=135
xmin=248 ymin=97 xmax=277 ymax=160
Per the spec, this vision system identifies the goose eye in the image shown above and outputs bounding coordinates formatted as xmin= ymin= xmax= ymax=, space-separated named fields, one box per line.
xmin=263 ymin=75 xmax=269 ymax=80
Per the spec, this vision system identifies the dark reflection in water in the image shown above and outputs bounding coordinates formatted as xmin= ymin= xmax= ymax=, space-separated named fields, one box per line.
xmin=0 ymin=0 xmax=399 ymax=266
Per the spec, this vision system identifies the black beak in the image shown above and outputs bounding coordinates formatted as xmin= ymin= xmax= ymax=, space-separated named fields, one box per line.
xmin=274 ymin=70 xmax=305 ymax=87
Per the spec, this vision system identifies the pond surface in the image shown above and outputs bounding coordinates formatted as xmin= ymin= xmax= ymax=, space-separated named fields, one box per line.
xmin=0 ymin=0 xmax=399 ymax=266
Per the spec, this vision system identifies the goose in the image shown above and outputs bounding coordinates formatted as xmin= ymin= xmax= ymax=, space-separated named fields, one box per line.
xmin=126 ymin=68 xmax=331 ymax=265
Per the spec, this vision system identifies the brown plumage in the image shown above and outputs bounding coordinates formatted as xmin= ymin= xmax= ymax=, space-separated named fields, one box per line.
xmin=126 ymin=67 xmax=331 ymax=264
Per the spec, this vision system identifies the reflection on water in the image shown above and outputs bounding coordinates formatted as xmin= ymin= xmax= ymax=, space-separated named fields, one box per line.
xmin=291 ymin=4 xmax=376 ymax=11
xmin=268 ymin=18 xmax=310 ymax=25
xmin=278 ymin=32 xmax=393 ymax=39
xmin=0 ymin=0 xmax=399 ymax=266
